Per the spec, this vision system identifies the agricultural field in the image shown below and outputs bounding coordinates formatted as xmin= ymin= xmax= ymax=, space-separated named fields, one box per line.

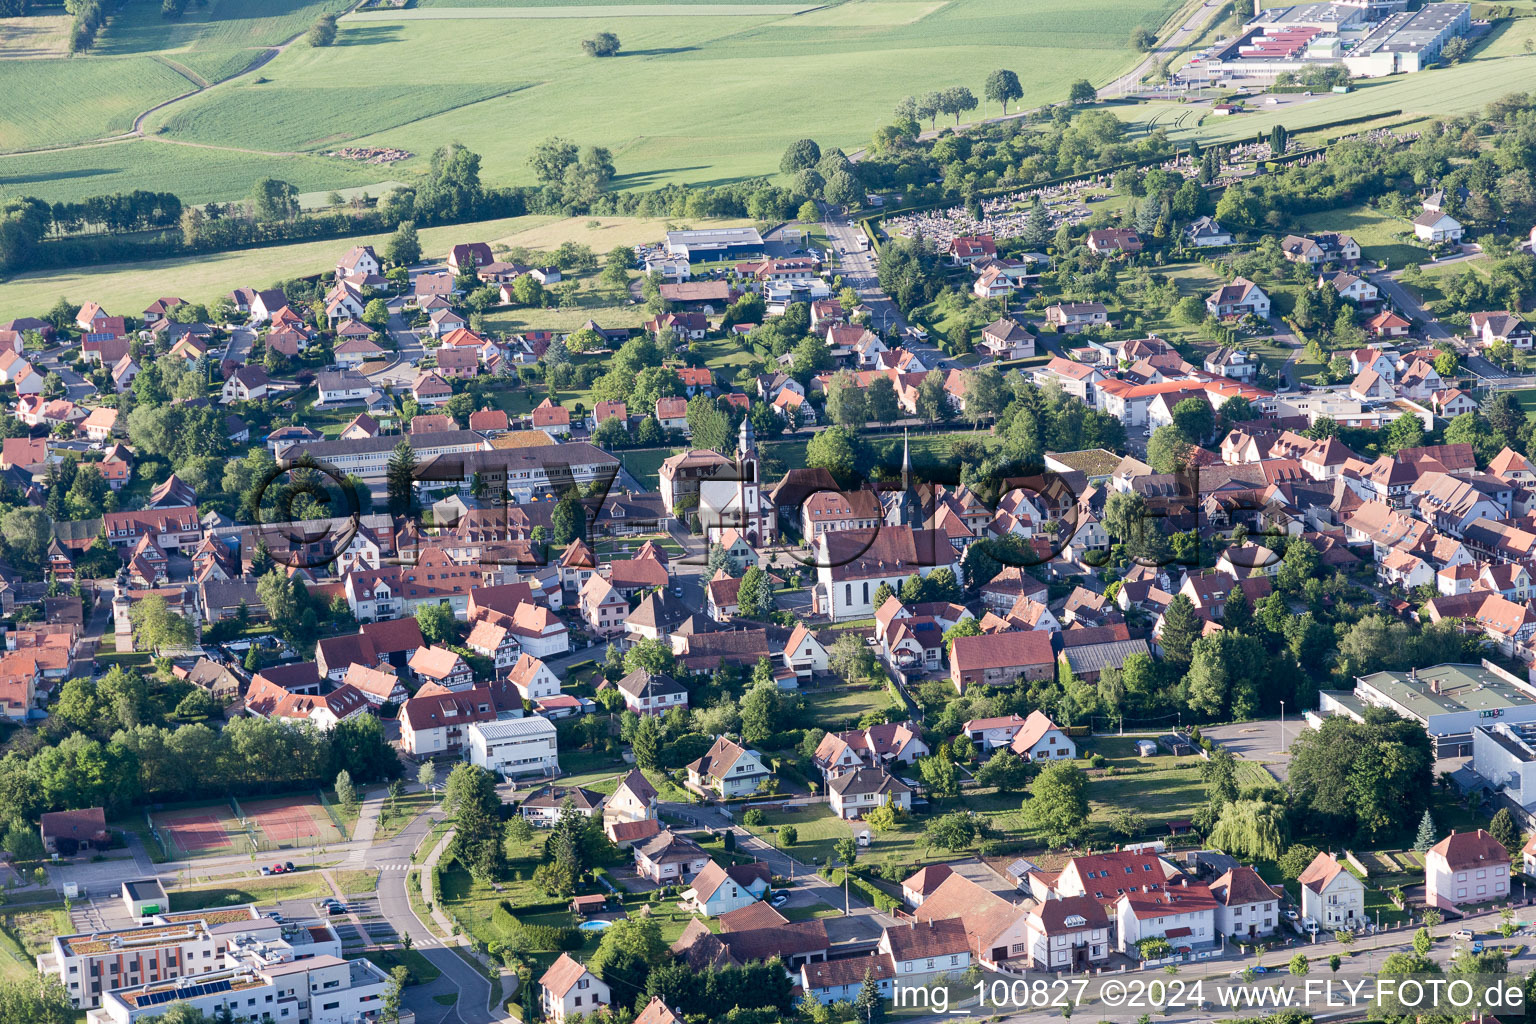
xmin=0 ymin=58 xmax=195 ymax=152
xmin=0 ymin=13 xmax=71 ymax=58
xmin=0 ymin=213 xmax=726 ymax=321
xmin=0 ymin=0 xmax=1184 ymax=206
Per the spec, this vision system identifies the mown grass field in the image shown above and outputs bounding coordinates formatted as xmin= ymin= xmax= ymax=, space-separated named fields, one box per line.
xmin=1291 ymin=204 xmax=1428 ymax=269
xmin=0 ymin=213 xmax=723 ymax=320
xmin=0 ymin=58 xmax=195 ymax=152
xmin=0 ymin=0 xmax=1177 ymax=204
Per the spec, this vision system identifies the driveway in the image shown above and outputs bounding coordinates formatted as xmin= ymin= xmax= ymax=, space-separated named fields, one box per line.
xmin=1199 ymin=719 xmax=1296 ymax=781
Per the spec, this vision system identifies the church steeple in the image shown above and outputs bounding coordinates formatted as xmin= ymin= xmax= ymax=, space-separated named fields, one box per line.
xmin=738 ymin=415 xmax=757 ymax=459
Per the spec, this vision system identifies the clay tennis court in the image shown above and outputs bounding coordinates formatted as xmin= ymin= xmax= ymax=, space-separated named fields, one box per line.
xmin=152 ymin=807 xmax=239 ymax=858
xmin=242 ymin=795 xmax=346 ymax=848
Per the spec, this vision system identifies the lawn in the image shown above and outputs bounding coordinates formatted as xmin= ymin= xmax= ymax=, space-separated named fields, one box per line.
xmin=335 ymin=869 xmax=381 ymax=895
xmin=16 ymin=0 xmax=1181 ymax=205
xmin=1291 ymin=206 xmax=1430 ymax=271
xmin=617 ymin=448 xmax=682 ymax=491
xmin=803 ymin=682 xmax=898 ymax=732
xmin=166 ymin=874 xmax=330 ymax=911
xmin=375 ymin=791 xmax=439 ymax=842
xmin=0 ymin=214 xmax=718 ymax=321
xmin=362 ymin=947 xmax=442 ymax=985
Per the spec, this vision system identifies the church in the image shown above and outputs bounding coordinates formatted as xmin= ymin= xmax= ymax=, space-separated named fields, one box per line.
xmin=658 ymin=419 xmax=778 ymax=548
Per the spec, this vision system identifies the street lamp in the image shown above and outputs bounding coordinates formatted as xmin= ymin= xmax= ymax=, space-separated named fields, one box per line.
xmin=1279 ymin=701 xmax=1286 ymax=755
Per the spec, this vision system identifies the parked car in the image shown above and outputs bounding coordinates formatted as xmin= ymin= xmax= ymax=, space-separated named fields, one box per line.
xmin=271 ymin=864 xmax=286 ymax=874
xmin=327 ymin=904 xmax=347 ymax=917
xmin=259 ymin=866 xmax=272 ymax=876
xmin=284 ymin=861 xmax=296 ymax=872
xmin=771 ymin=892 xmax=789 ymax=907
xmin=1454 ymin=929 xmax=1475 ymax=942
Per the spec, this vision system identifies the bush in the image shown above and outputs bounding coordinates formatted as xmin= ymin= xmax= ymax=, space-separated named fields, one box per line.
xmin=1088 ymin=753 xmax=1107 ymax=769
xmin=493 ymin=900 xmax=583 ymax=951
xmin=742 ymin=808 xmax=766 ymax=827
xmin=825 ymin=868 xmax=898 ymax=912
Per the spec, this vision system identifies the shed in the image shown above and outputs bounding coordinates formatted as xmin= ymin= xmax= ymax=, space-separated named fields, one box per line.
xmin=571 ymin=894 xmax=608 ymax=916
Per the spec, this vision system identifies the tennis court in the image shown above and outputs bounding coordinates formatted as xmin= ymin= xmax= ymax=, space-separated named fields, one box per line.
xmin=242 ymin=794 xmax=346 ymax=849
xmin=152 ymin=805 xmax=242 ymax=859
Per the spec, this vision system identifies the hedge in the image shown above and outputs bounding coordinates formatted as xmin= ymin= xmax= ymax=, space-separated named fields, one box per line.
xmin=822 ymin=867 xmax=899 ymax=912
xmin=494 ymin=900 xmax=585 ymax=951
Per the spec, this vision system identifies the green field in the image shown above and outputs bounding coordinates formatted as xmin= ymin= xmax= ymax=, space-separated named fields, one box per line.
xmin=1 ymin=0 xmax=1183 ymax=205
xmin=0 ymin=213 xmax=717 ymax=321
xmin=0 ymin=58 xmax=195 ymax=152
xmin=1291 ymin=205 xmax=1428 ymax=270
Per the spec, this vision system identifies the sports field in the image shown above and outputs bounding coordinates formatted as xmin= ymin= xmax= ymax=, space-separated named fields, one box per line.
xmin=241 ymin=794 xmax=347 ymax=847
xmin=152 ymin=803 xmax=244 ymax=859
xmin=0 ymin=0 xmax=1184 ymax=205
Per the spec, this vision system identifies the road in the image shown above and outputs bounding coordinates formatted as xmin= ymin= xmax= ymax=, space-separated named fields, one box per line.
xmin=1368 ymin=268 xmax=1452 ymax=343
xmin=34 ymin=344 xmax=98 ymax=403
xmin=225 ymin=326 xmax=256 ymax=368
xmin=367 ymin=296 xmax=427 ymax=386
xmin=819 ymin=204 xmax=955 ymax=371
xmin=1104 ymin=0 xmax=1223 ymax=96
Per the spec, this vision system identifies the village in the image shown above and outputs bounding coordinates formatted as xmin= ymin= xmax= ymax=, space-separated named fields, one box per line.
xmin=1 ymin=45 xmax=1536 ymax=1024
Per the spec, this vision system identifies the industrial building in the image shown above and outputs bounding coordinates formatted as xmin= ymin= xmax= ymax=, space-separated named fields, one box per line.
xmin=665 ymin=227 xmax=765 ymax=262
xmin=1314 ymin=662 xmax=1536 ymax=757
xmin=1191 ymin=1 xmax=1471 ymax=79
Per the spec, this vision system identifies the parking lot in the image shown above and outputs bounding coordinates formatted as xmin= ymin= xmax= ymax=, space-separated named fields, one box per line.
xmin=1199 ymin=719 xmax=1294 ymax=780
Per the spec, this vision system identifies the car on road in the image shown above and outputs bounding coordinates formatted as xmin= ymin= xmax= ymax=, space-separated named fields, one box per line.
xmin=1453 ymin=929 xmax=1475 ymax=941
xmin=285 ymin=861 xmax=296 ymax=872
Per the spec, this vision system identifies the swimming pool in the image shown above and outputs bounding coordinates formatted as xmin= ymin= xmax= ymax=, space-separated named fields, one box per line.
xmin=578 ymin=919 xmax=612 ymax=932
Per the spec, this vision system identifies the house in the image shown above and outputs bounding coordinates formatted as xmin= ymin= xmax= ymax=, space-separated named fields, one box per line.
xmin=39 ymin=807 xmax=109 ymax=857
xmin=1086 ymin=228 xmax=1143 ymax=256
xmin=1322 ymin=271 xmax=1378 ymax=306
xmin=1205 ymin=278 xmax=1270 ymax=319
xmin=1366 ymin=310 xmax=1412 ymax=338
xmin=615 ymin=668 xmax=689 ymax=716
xmin=1297 ymin=852 xmax=1365 ymax=930
xmin=686 ymin=737 xmax=771 ymax=798
xmin=646 ymin=311 xmax=708 ymax=341
xmin=1425 ymin=829 xmax=1509 ymax=909
xmin=316 ymin=369 xmax=374 ymax=407
xmin=1024 ymin=895 xmax=1112 ymax=972
xmin=1470 ymin=312 xmax=1532 ymax=350
xmin=948 ymin=236 xmax=997 ymax=265
xmin=683 ymin=860 xmax=771 ymax=917
xmin=337 ymin=245 xmax=381 ymax=280
xmin=1007 ymin=709 xmax=1076 ymax=760
xmin=1115 ymin=882 xmax=1219 ymax=955
xmin=827 ymin=768 xmax=912 ymax=820
xmin=878 ymin=919 xmax=971 ymax=981
xmin=949 ymin=630 xmax=1055 ymax=692
xmin=1414 ymin=211 xmax=1463 ymax=243
xmin=782 ymin=622 xmax=829 ymax=680
xmin=634 ymin=828 xmax=710 ymax=883
xmin=801 ymin=954 xmax=897 ymax=1006
xmin=1210 ymin=866 xmax=1281 ymax=940
xmin=1203 ymin=347 xmax=1257 ymax=382
xmin=221 ymin=365 xmax=270 ymax=403
xmin=504 ymin=652 xmax=559 ymax=703
xmin=520 ymin=786 xmax=603 ymax=827
xmin=655 ymin=397 xmax=689 ymax=433
xmin=1045 ymin=302 xmax=1109 ymax=333
xmin=977 ymin=318 xmax=1035 ymax=360
xmin=409 ymin=645 xmax=474 ymax=690
xmin=539 ymin=953 xmax=609 ymax=1023
xmin=578 ymin=575 xmax=628 ymax=636
xmin=398 ymin=685 xmax=508 ymax=756
xmin=335 ymin=336 xmax=387 ymax=367
xmin=412 ymin=371 xmax=453 ymax=408
xmin=801 ymin=489 xmax=883 ymax=540
xmin=1184 ymin=216 xmax=1232 ymax=247
xmin=1280 ymin=232 xmax=1360 ymax=265
xmin=449 ymin=242 xmax=496 ymax=275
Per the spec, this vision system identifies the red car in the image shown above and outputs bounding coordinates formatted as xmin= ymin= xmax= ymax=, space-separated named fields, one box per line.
xmin=271 ymin=864 xmax=286 ymax=875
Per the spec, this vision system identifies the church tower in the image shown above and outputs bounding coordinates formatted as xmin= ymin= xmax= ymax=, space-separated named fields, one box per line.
xmin=736 ymin=416 xmax=761 ymax=545
xmin=899 ymin=428 xmax=924 ymax=528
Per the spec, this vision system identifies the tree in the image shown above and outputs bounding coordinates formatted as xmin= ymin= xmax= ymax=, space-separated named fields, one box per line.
xmin=417 ymin=761 xmax=436 ymax=791
xmin=780 ymin=139 xmax=822 ymax=175
xmin=386 ymin=439 xmax=417 ymax=519
xmin=1158 ymin=594 xmax=1201 ymax=666
xmin=128 ymin=592 xmax=193 ymax=651
xmin=385 ymin=220 xmax=420 ymax=267
xmin=854 ymin=967 xmax=887 ymax=1024
xmin=925 ymin=812 xmax=977 ymax=852
xmin=825 ymin=370 xmax=868 ymax=428
xmin=866 ymin=374 xmax=899 ymax=424
xmin=1145 ymin=424 xmax=1193 ymax=473
xmin=974 ymin=748 xmax=1028 ymax=792
xmin=382 ymin=965 xmax=409 ymax=1024
xmin=918 ymin=754 xmax=958 ymax=800
xmin=983 ymin=68 xmax=1023 ymax=114
xmin=1022 ymin=762 xmax=1089 ymax=846
xmin=917 ymin=369 xmax=950 ymax=422
xmin=1208 ymin=798 xmax=1288 ymax=859
xmin=249 ymin=178 xmax=298 ymax=223
xmin=939 ymin=85 xmax=977 ymax=125
xmin=307 ymin=13 xmax=337 ymax=46
xmin=443 ymin=764 xmax=505 ymax=880
xmin=415 ymin=603 xmax=458 ymax=646
xmin=1288 ymin=953 xmax=1309 ymax=977
xmin=1171 ymin=396 xmax=1214 ymax=443
xmin=1413 ymin=809 xmax=1437 ymax=853
xmin=942 ymin=616 xmax=981 ymax=654
xmin=737 ymin=566 xmax=775 ymax=620
xmin=1412 ymin=927 xmax=1432 ymax=956
xmin=335 ymin=769 xmax=357 ymax=815
xmin=0 ymin=975 xmax=73 ymax=1024
xmin=806 ymin=426 xmax=860 ymax=481
xmin=581 ymin=30 xmax=621 ymax=56
xmin=1068 ymin=79 xmax=1097 ymax=105
xmin=1269 ymin=123 xmax=1289 ymax=155
xmin=1129 ymin=25 xmax=1156 ymax=50
xmin=1490 ymin=807 xmax=1520 ymax=854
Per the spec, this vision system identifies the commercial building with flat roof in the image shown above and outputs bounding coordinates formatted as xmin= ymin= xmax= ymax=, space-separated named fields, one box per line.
xmin=1471 ymin=721 xmax=1536 ymax=810
xmin=467 ymin=715 xmax=560 ymax=779
xmin=665 ymin=227 xmax=765 ymax=261
xmin=1195 ymin=1 xmax=1468 ymax=78
xmin=1316 ymin=662 xmax=1536 ymax=756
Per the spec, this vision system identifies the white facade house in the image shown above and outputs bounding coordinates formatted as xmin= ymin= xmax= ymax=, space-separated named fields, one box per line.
xmin=879 ymin=920 xmax=972 ymax=982
xmin=1115 ymin=884 xmax=1219 ymax=955
xmin=540 ymin=954 xmax=610 ymax=1023
xmin=1297 ymin=853 xmax=1365 ymax=930
xmin=1414 ymin=211 xmax=1463 ymax=243
xmin=506 ymin=652 xmax=561 ymax=702
xmin=827 ymin=768 xmax=913 ymax=820
xmin=685 ymin=737 xmax=770 ymax=798
xmin=466 ymin=716 xmax=559 ymax=779
xmin=1425 ymin=829 xmax=1510 ymax=909
xmin=615 ymin=669 xmax=689 ymax=716
xmin=1210 ymin=866 xmax=1281 ymax=941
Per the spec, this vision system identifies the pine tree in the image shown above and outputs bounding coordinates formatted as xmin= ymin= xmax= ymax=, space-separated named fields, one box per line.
xmin=1158 ymin=594 xmax=1202 ymax=667
xmin=386 ymin=439 xmax=417 ymax=518
xmin=1413 ymin=809 xmax=1437 ymax=853
xmin=854 ymin=967 xmax=887 ymax=1024
xmin=1490 ymin=807 xmax=1520 ymax=854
